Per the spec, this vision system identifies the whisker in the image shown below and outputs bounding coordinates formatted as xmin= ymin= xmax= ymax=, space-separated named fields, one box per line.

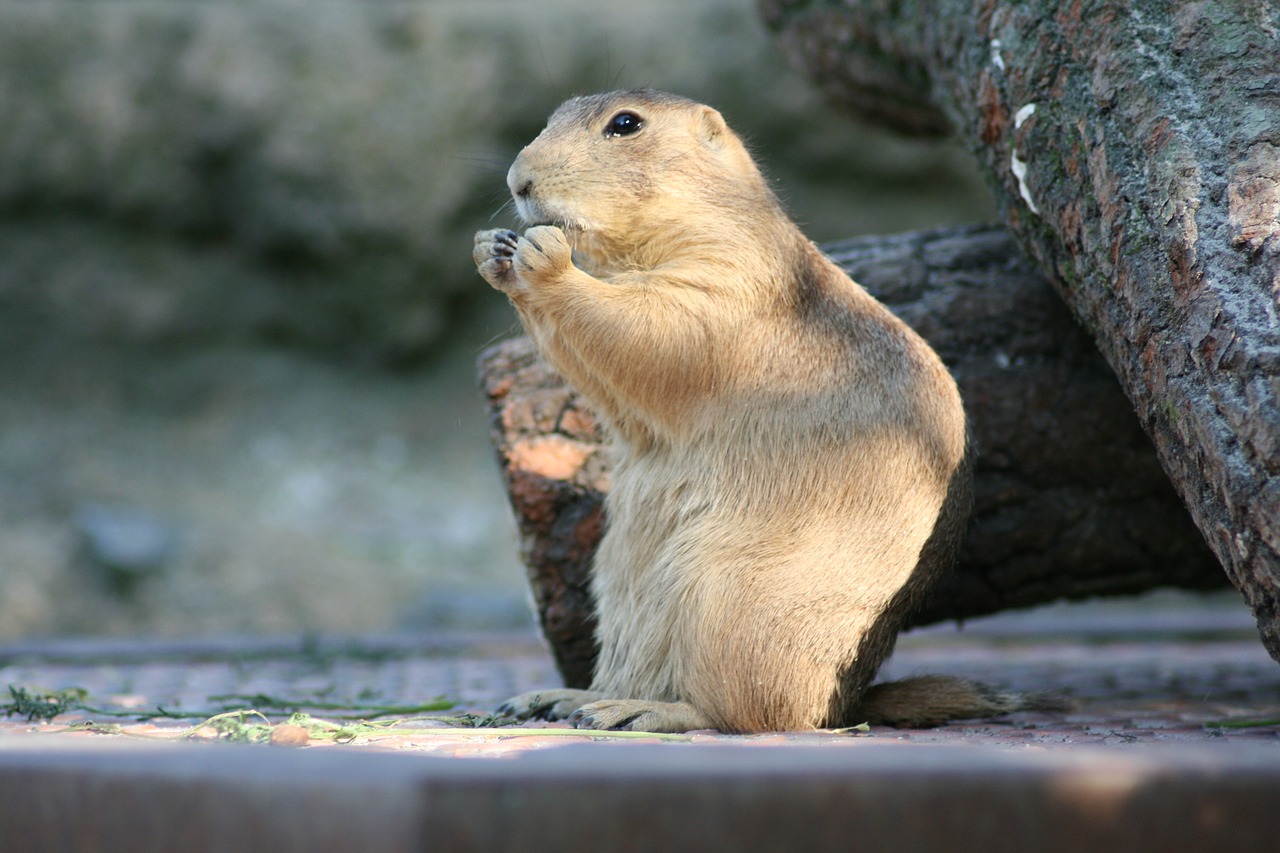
xmin=487 ymin=198 xmax=518 ymax=224
xmin=449 ymin=151 xmax=517 ymax=178
xmin=533 ymin=32 xmax=553 ymax=88
xmin=473 ymin=315 xmax=525 ymax=353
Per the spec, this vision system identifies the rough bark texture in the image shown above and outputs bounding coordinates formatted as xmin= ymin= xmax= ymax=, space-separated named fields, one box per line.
xmin=479 ymin=226 xmax=1225 ymax=688
xmin=761 ymin=0 xmax=1280 ymax=663
xmin=478 ymin=340 xmax=605 ymax=688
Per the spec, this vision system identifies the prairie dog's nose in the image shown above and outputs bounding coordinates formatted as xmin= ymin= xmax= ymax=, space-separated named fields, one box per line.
xmin=507 ymin=160 xmax=533 ymax=200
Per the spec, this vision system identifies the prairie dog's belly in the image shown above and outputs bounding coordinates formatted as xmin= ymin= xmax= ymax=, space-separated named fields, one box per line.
xmin=588 ymin=436 xmax=944 ymax=699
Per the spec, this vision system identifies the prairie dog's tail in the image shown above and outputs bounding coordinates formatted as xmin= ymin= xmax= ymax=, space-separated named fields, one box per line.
xmin=857 ymin=675 xmax=1072 ymax=728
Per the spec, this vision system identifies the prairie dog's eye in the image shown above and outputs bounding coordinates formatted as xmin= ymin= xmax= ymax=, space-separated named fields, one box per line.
xmin=604 ymin=111 xmax=644 ymax=138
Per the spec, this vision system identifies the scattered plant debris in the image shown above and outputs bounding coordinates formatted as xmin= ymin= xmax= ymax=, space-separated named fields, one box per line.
xmin=3 ymin=686 xmax=88 ymax=722
xmin=3 ymin=683 xmax=692 ymax=744
xmin=4 ymin=683 xmax=455 ymax=723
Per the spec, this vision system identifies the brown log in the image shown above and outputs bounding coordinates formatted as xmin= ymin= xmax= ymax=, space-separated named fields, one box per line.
xmin=760 ymin=0 xmax=1280 ymax=663
xmin=479 ymin=225 xmax=1224 ymax=688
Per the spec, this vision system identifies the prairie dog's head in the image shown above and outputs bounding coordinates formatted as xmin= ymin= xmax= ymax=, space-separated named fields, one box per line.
xmin=507 ymin=89 xmax=770 ymax=266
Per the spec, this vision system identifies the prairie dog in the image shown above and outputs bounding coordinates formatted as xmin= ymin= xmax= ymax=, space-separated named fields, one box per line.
xmin=475 ymin=90 xmax=1029 ymax=732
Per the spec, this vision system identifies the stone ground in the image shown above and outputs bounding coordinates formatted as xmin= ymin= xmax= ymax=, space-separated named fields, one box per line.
xmin=2 ymin=597 xmax=1277 ymax=754
xmin=3 ymin=601 xmax=1279 ymax=851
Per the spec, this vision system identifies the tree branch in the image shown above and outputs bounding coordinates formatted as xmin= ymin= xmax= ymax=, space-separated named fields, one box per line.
xmin=761 ymin=0 xmax=1280 ymax=662
xmin=479 ymin=226 xmax=1223 ymax=686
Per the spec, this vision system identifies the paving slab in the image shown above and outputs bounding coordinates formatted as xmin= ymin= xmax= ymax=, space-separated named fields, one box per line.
xmin=2 ymin=737 xmax=1279 ymax=852
xmin=1 ymin=609 xmax=1278 ymax=850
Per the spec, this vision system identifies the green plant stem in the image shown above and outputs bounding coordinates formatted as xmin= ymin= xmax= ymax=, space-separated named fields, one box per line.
xmin=1205 ymin=719 xmax=1280 ymax=729
xmin=209 ymin=693 xmax=455 ymax=716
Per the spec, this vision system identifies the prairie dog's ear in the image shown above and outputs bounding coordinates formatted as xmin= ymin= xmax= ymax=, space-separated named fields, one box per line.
xmin=693 ymin=105 xmax=730 ymax=145
xmin=692 ymin=104 xmax=757 ymax=174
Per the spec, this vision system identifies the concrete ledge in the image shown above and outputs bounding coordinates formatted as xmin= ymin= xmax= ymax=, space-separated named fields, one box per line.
xmin=2 ymin=740 xmax=1278 ymax=852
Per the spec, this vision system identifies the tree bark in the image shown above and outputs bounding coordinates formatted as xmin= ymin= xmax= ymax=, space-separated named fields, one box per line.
xmin=479 ymin=225 xmax=1224 ymax=688
xmin=760 ymin=0 xmax=1280 ymax=663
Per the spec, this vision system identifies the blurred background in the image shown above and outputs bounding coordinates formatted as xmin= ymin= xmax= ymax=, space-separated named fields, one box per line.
xmin=0 ymin=0 xmax=997 ymax=639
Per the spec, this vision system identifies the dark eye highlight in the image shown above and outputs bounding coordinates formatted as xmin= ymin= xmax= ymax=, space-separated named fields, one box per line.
xmin=604 ymin=111 xmax=644 ymax=138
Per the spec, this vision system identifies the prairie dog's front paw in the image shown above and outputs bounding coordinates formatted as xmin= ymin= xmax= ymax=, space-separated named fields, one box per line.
xmin=513 ymin=225 xmax=573 ymax=281
xmin=473 ymin=229 xmax=521 ymax=292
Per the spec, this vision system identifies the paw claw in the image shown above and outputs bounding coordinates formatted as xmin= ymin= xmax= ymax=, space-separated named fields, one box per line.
xmin=473 ymin=229 xmax=522 ymax=292
xmin=492 ymin=230 xmax=519 ymax=255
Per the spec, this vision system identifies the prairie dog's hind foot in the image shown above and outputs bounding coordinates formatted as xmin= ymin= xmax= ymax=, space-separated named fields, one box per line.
xmin=496 ymin=687 xmax=603 ymax=722
xmin=569 ymin=699 xmax=717 ymax=733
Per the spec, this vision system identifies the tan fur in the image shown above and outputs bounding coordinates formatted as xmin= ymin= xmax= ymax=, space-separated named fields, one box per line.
xmin=475 ymin=90 xmax=1027 ymax=733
